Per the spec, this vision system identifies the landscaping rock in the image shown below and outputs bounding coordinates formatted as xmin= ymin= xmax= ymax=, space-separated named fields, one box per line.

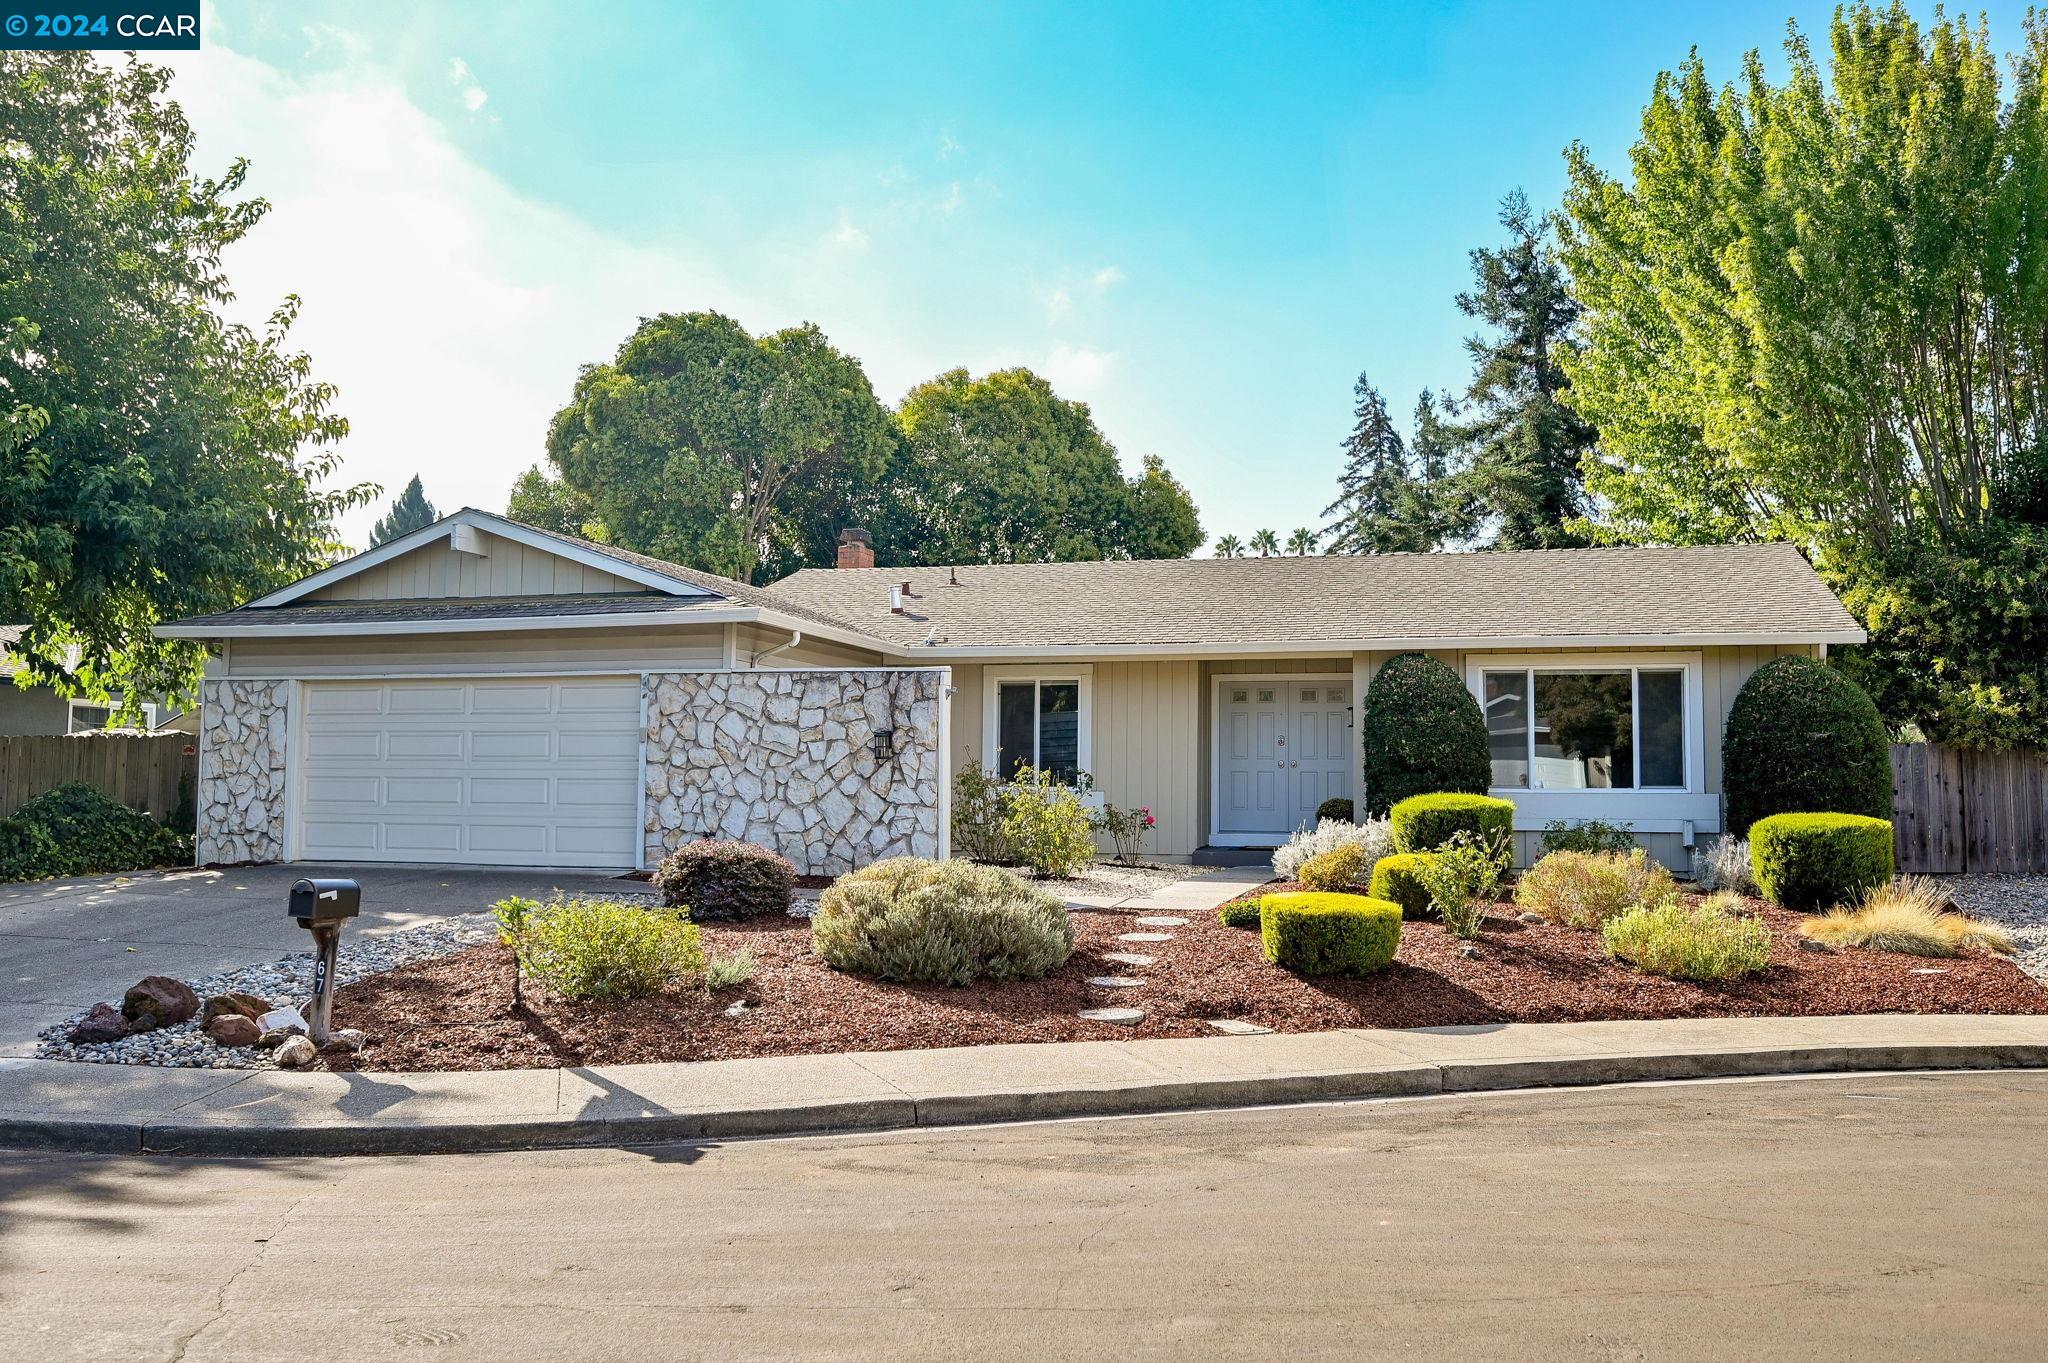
xmin=273 ymin=1035 xmax=318 ymax=1069
xmin=1078 ymin=1007 xmax=1145 ymax=1025
xmin=1457 ymin=943 xmax=1482 ymax=959
xmin=1517 ymin=911 xmax=1546 ymax=925
xmin=318 ymin=1028 xmax=367 ymax=1055
xmin=121 ymin=976 xmax=198 ymax=1030
xmin=200 ymin=992 xmax=273 ymax=1027
xmin=205 ymin=1014 xmax=262 ymax=1048
xmin=1134 ymin=915 xmax=1190 ymax=927
xmin=1117 ymin=932 xmax=1173 ymax=943
xmin=1797 ymin=937 xmax=1836 ymax=954
xmin=1206 ymin=1019 xmax=1274 ymax=1036
xmin=1085 ymin=976 xmax=1145 ymax=989
xmin=68 ymin=1003 xmax=130 ymax=1045
xmin=1101 ymin=952 xmax=1155 ymax=967
xmin=256 ymin=1026 xmax=306 ymax=1050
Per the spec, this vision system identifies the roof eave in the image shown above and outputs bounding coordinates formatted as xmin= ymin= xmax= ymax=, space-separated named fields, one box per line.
xmin=876 ymin=628 xmax=1868 ymax=660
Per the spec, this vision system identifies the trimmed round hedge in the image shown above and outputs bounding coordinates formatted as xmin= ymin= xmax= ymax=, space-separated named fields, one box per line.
xmin=1258 ymin=891 xmax=1402 ymax=976
xmin=1315 ymin=796 xmax=1355 ymax=825
xmin=652 ymin=839 xmax=795 ymax=920
xmin=812 ymin=857 xmax=1074 ymax=984
xmin=1217 ymin=897 xmax=1264 ymax=930
xmin=1359 ymin=652 xmax=1491 ymax=818
xmin=1723 ymin=656 xmax=1892 ymax=836
xmin=1367 ymin=851 xmax=1437 ymax=917
xmin=1749 ymin=812 xmax=1895 ymax=910
xmin=1389 ymin=792 xmax=1516 ymax=853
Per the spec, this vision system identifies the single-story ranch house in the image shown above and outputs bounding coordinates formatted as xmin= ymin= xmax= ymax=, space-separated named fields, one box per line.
xmin=157 ymin=508 xmax=1865 ymax=874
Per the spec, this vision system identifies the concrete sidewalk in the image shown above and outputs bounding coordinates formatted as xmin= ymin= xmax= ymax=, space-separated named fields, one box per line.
xmin=3 ymin=1012 xmax=2043 ymax=1156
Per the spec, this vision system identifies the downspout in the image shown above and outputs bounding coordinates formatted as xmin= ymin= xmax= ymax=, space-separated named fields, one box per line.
xmin=752 ymin=629 xmax=803 ymax=667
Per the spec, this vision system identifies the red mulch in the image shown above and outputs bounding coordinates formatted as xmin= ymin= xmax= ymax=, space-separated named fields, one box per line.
xmin=325 ymin=884 xmax=2048 ymax=1073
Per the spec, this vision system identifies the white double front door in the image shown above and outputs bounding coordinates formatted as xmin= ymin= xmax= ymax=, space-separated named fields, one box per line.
xmin=1215 ymin=678 xmax=1354 ymax=844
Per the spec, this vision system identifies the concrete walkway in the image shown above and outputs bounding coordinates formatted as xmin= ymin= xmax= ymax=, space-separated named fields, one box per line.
xmin=3 ymin=1012 xmax=2043 ymax=1156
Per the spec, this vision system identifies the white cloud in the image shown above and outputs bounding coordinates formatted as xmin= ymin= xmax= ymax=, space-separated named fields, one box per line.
xmin=154 ymin=41 xmax=749 ymax=543
xmin=937 ymin=130 xmax=962 ymax=160
xmin=1043 ymin=343 xmax=1116 ymax=395
xmin=1044 ymin=286 xmax=1072 ymax=318
xmin=937 ymin=180 xmax=962 ymax=215
xmin=446 ymin=56 xmax=487 ymax=113
xmin=1092 ymin=264 xmax=1125 ymax=291
xmin=826 ymin=211 xmax=869 ymax=249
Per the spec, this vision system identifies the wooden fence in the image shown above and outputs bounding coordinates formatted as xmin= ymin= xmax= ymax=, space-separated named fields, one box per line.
xmin=1891 ymin=742 xmax=2048 ymax=875
xmin=0 ymin=734 xmax=197 ymax=821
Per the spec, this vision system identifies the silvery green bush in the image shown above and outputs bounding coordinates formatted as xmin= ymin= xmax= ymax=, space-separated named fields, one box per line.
xmin=1273 ymin=816 xmax=1393 ymax=882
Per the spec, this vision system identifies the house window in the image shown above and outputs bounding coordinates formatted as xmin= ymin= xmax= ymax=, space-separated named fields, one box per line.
xmin=995 ymin=679 xmax=1082 ymax=782
xmin=1480 ymin=666 xmax=1686 ymax=791
xmin=66 ymin=699 xmax=158 ymax=734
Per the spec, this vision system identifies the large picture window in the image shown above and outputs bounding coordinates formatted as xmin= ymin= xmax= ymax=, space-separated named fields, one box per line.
xmin=995 ymin=678 xmax=1081 ymax=782
xmin=1480 ymin=666 xmax=1686 ymax=791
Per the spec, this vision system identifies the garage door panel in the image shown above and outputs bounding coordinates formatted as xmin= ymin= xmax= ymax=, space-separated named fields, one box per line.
xmin=297 ymin=677 xmax=640 ymax=868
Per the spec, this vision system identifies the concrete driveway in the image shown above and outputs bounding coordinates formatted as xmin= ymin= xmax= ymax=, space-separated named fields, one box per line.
xmin=0 ymin=863 xmax=633 ymax=1052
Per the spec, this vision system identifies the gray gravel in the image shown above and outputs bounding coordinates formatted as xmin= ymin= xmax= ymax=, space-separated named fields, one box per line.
xmin=1941 ymin=875 xmax=2048 ymax=983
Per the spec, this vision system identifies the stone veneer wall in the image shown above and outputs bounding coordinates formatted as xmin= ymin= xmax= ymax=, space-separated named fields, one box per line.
xmin=644 ymin=668 xmax=944 ymax=876
xmin=196 ymin=679 xmax=289 ymax=865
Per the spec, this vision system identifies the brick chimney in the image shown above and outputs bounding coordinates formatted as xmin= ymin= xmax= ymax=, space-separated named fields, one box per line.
xmin=835 ymin=527 xmax=876 ymax=570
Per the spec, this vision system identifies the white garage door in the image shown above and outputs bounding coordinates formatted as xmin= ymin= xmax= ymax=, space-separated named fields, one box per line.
xmin=296 ymin=678 xmax=641 ymax=868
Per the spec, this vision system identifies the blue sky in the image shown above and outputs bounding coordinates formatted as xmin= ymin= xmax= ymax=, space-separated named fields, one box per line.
xmin=177 ymin=1 xmax=2036 ymax=552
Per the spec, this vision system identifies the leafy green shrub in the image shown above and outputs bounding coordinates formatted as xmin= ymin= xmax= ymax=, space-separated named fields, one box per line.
xmin=1514 ymin=849 xmax=1679 ymax=929
xmin=950 ymin=762 xmax=1014 ymax=862
xmin=1413 ymin=832 xmax=1510 ymax=940
xmin=1297 ymin=842 xmax=1371 ymax=891
xmin=1273 ymin=816 xmax=1393 ymax=880
xmin=812 ymin=857 xmax=1074 ymax=984
xmin=1390 ymin=792 xmax=1515 ymax=853
xmin=1217 ymin=897 xmax=1264 ymax=929
xmin=1749 ymin=812 xmax=1895 ymax=910
xmin=1603 ymin=894 xmax=1772 ymax=981
xmin=1094 ymin=797 xmax=1156 ymax=866
xmin=1723 ymin=656 xmax=1893 ymax=836
xmin=1315 ymin=797 xmax=1355 ymax=824
xmin=652 ymin=839 xmax=794 ymax=920
xmin=1539 ymin=819 xmax=1638 ymax=857
xmin=1359 ymin=652 xmax=1491 ymax=818
xmin=0 ymin=782 xmax=190 ymax=883
xmin=513 ymin=895 xmax=705 ymax=1001
xmin=1001 ymin=765 xmax=1097 ymax=878
xmin=1367 ymin=852 xmax=1437 ymax=917
xmin=1258 ymin=891 xmax=1402 ymax=976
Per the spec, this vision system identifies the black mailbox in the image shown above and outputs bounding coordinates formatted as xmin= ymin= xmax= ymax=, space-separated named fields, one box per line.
xmin=289 ymin=877 xmax=362 ymax=927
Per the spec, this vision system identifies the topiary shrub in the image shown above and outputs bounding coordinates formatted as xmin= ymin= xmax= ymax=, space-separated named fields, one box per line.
xmin=1367 ymin=851 xmax=1437 ymax=917
xmin=1749 ymin=812 xmax=1895 ymax=910
xmin=1389 ymin=792 xmax=1515 ymax=853
xmin=1217 ymin=897 xmax=1264 ymax=929
xmin=1514 ymin=848 xmax=1680 ymax=929
xmin=512 ymin=895 xmax=706 ymax=1000
xmin=1315 ymin=797 xmax=1355 ymax=825
xmin=1723 ymin=656 xmax=1893 ymax=837
xmin=0 ymin=783 xmax=191 ymax=883
xmin=812 ymin=857 xmax=1074 ymax=984
xmin=1359 ymin=652 xmax=1491 ymax=818
xmin=652 ymin=839 xmax=795 ymax=920
xmin=1297 ymin=842 xmax=1371 ymax=891
xmin=1258 ymin=891 xmax=1402 ymax=976
xmin=1603 ymin=894 xmax=1772 ymax=981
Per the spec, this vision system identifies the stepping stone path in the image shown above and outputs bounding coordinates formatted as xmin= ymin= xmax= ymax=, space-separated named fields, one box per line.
xmin=1117 ymin=932 xmax=1173 ymax=943
xmin=1079 ymin=1007 xmax=1146 ymax=1026
xmin=1086 ymin=976 xmax=1145 ymax=989
xmin=1080 ymin=909 xmax=1197 ymax=1027
xmin=1206 ymin=1019 xmax=1274 ymax=1036
xmin=1102 ymin=952 xmax=1155 ymax=967
xmin=1134 ymin=916 xmax=1189 ymax=927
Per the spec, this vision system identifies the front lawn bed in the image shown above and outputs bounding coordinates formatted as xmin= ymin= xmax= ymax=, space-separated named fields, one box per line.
xmin=326 ymin=885 xmax=2048 ymax=1072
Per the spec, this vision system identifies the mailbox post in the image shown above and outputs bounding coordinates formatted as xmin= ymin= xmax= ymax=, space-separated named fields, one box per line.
xmin=288 ymin=877 xmax=361 ymax=1045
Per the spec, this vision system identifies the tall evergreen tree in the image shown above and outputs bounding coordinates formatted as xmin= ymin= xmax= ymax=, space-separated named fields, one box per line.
xmin=369 ymin=475 xmax=439 ymax=546
xmin=1451 ymin=190 xmax=1596 ymax=549
xmin=1322 ymin=374 xmax=1422 ymax=554
xmin=1392 ymin=388 xmax=1470 ymax=551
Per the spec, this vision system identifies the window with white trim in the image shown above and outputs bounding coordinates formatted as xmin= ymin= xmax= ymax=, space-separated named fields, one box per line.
xmin=66 ymin=699 xmax=158 ymax=734
xmin=1480 ymin=666 xmax=1685 ymax=791
xmin=995 ymin=678 xmax=1082 ymax=782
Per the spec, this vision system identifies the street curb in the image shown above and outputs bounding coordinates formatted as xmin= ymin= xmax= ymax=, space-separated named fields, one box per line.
xmin=5 ymin=1040 xmax=2044 ymax=1158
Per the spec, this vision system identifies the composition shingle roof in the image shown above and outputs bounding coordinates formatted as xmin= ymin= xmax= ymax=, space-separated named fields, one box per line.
xmin=763 ymin=542 xmax=1862 ymax=650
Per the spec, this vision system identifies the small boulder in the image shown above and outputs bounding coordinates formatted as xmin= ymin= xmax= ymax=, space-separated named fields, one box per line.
xmin=274 ymin=1035 xmax=318 ymax=1069
xmin=205 ymin=1014 xmax=262 ymax=1048
xmin=1796 ymin=937 xmax=1837 ymax=954
xmin=256 ymin=1026 xmax=306 ymax=1050
xmin=1516 ymin=911 xmax=1546 ymax=925
xmin=200 ymin=992 xmax=272 ymax=1027
xmin=317 ymin=1028 xmax=367 ymax=1056
xmin=122 ymin=976 xmax=198 ymax=1029
xmin=68 ymin=1002 xmax=130 ymax=1045
xmin=1457 ymin=942 xmax=1482 ymax=959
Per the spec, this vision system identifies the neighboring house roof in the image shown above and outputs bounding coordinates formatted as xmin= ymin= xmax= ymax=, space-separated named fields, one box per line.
xmin=764 ymin=542 xmax=1865 ymax=653
xmin=0 ymin=624 xmax=23 ymax=678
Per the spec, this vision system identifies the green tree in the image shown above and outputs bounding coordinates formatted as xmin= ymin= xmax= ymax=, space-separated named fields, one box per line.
xmin=1285 ymin=527 xmax=1318 ymax=555
xmin=1451 ymin=190 xmax=1595 ymax=549
xmin=369 ymin=475 xmax=439 ymax=547
xmin=1396 ymin=389 xmax=1472 ymax=551
xmin=1557 ymin=4 xmax=2048 ymax=745
xmin=873 ymin=367 xmax=1201 ymax=564
xmin=1249 ymin=528 xmax=1281 ymax=556
xmin=1321 ymin=375 xmax=1426 ymax=554
xmin=0 ymin=53 xmax=367 ymax=707
xmin=536 ymin=311 xmax=893 ymax=584
xmin=506 ymin=465 xmax=598 ymax=539
xmin=1213 ymin=534 xmax=1245 ymax=558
